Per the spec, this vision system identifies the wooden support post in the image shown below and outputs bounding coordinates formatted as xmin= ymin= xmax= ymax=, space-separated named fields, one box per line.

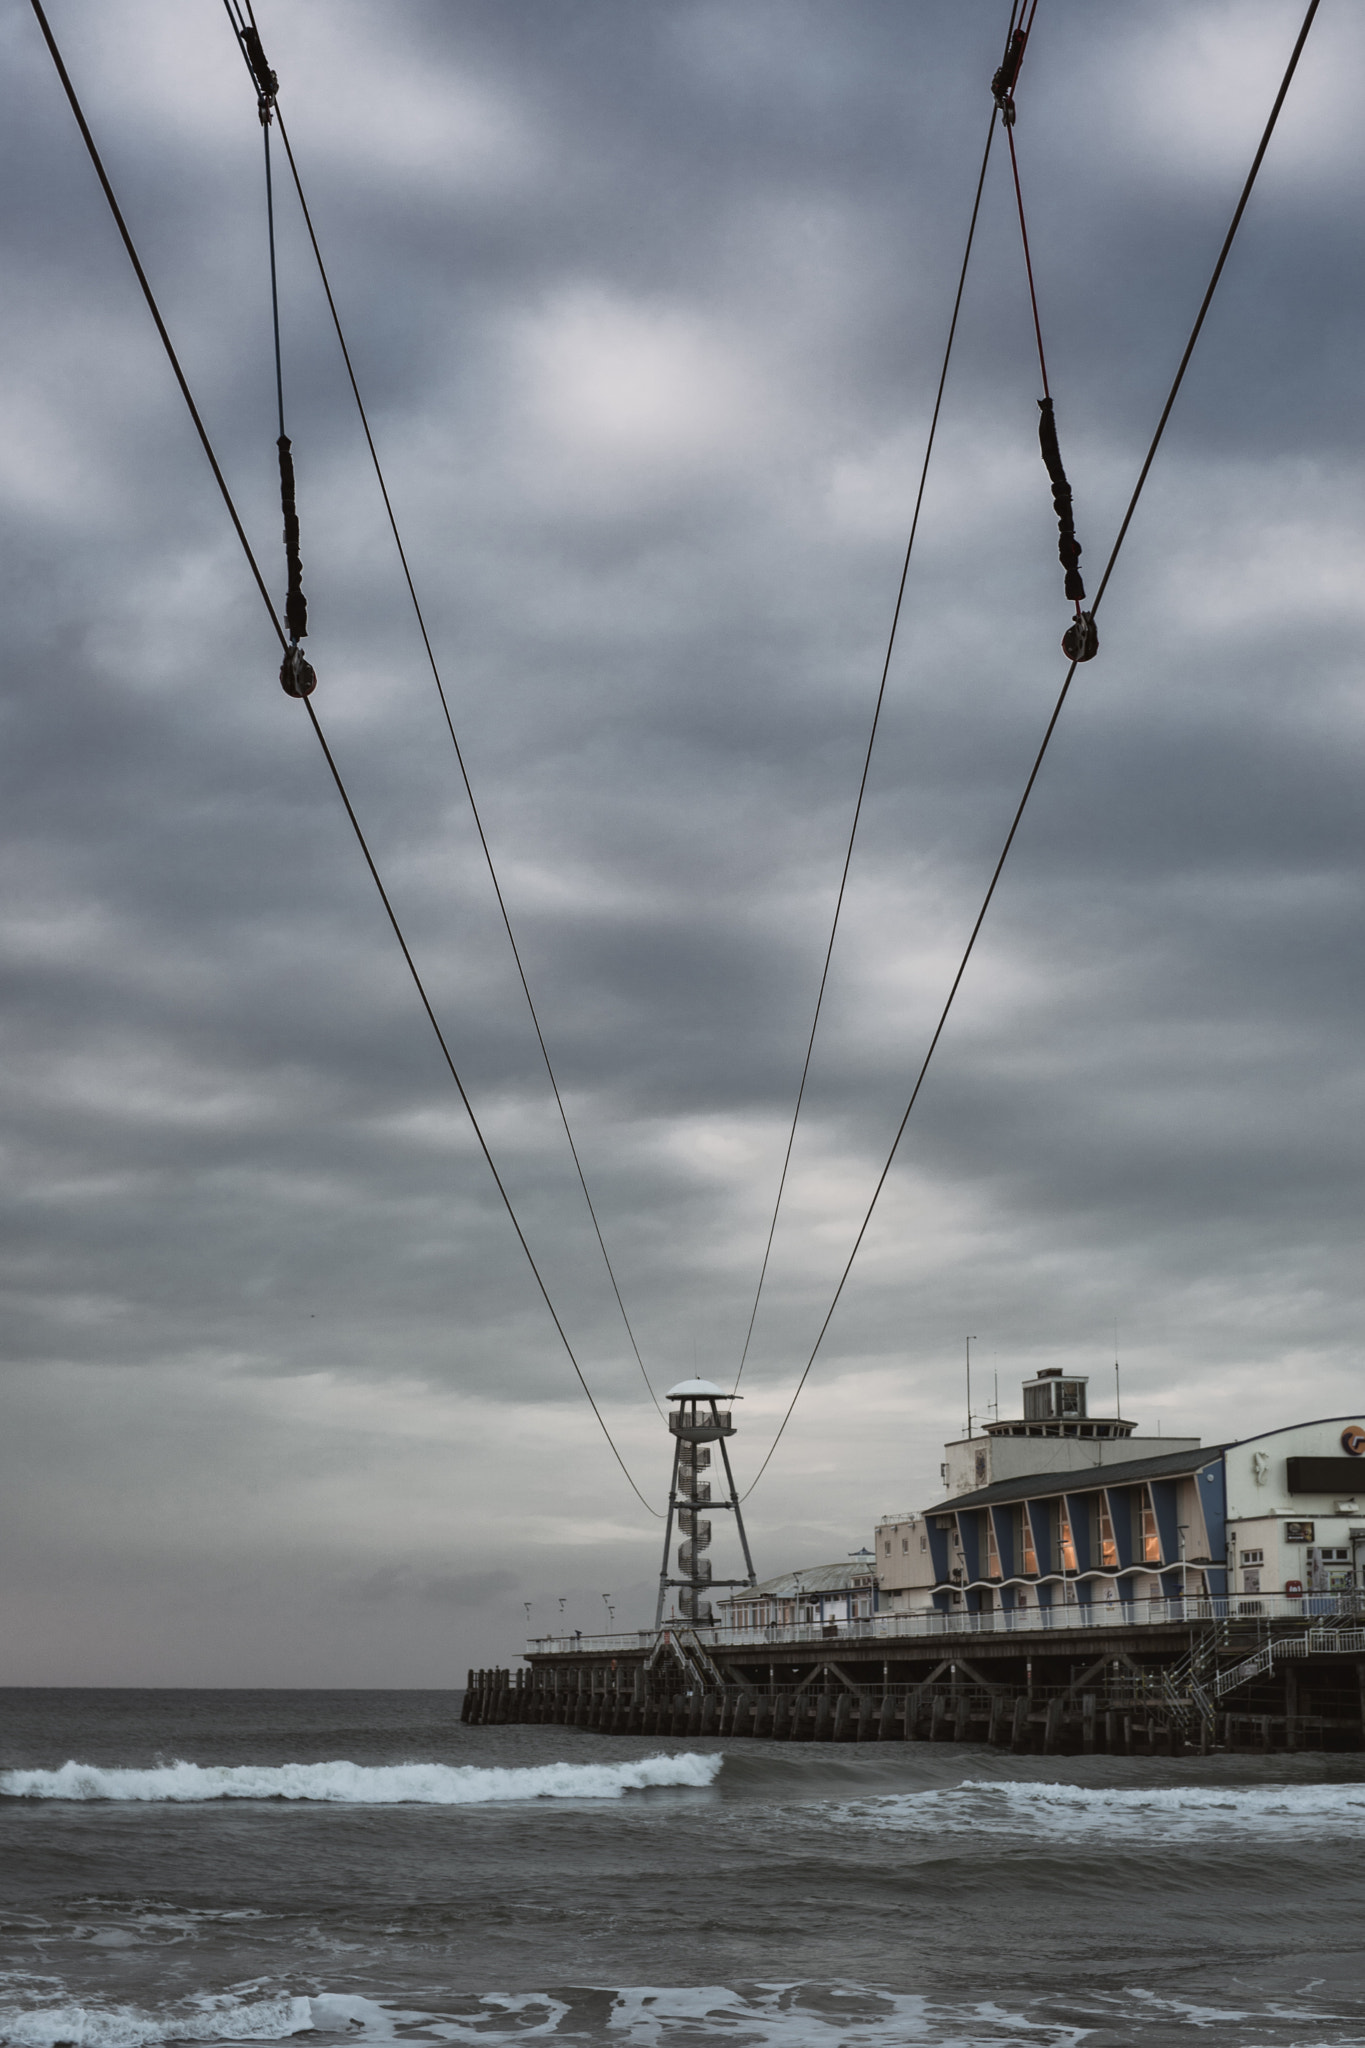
xmin=878 ymin=1693 xmax=896 ymax=1741
xmin=753 ymin=1695 xmax=772 ymax=1739
xmin=1104 ymin=1709 xmax=1119 ymax=1754
xmin=1082 ymin=1694 xmax=1096 ymax=1755
xmin=814 ymin=1692 xmax=833 ymax=1742
xmin=1285 ymin=1665 xmax=1299 ymax=1753
xmin=857 ymin=1694 xmax=876 ymax=1742
xmin=930 ymin=1694 xmax=947 ymax=1742
xmin=832 ymin=1693 xmax=852 ymax=1742
xmin=1043 ymin=1696 xmax=1063 ymax=1755
xmin=987 ymin=1694 xmax=1004 ymax=1747
xmin=953 ymin=1693 xmax=971 ymax=1742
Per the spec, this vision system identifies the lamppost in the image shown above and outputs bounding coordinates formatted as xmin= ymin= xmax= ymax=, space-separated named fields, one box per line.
xmin=601 ymin=1593 xmax=612 ymax=1632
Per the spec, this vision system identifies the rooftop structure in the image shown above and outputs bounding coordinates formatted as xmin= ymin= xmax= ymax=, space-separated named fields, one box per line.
xmin=940 ymin=1369 xmax=1198 ymax=1497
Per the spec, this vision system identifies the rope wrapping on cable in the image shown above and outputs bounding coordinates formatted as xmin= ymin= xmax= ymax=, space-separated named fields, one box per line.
xmin=276 ymin=432 xmax=314 ymax=695
xmin=1036 ymin=396 xmax=1083 ymax=602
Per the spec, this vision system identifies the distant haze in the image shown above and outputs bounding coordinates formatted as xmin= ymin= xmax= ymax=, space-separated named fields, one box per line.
xmin=1 ymin=0 xmax=1361 ymax=1684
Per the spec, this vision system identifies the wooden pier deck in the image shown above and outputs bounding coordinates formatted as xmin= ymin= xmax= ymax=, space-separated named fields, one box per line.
xmin=463 ymin=1617 xmax=1365 ymax=1754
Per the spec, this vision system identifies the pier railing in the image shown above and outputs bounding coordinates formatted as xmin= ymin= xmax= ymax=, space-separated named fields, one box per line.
xmin=528 ymin=1589 xmax=1364 ymax=1655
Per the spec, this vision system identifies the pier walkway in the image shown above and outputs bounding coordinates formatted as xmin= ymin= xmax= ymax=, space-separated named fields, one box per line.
xmin=463 ymin=1593 xmax=1365 ymax=1755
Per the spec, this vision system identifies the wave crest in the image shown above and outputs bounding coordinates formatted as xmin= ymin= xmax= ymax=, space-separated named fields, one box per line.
xmin=0 ymin=1753 xmax=721 ymax=1806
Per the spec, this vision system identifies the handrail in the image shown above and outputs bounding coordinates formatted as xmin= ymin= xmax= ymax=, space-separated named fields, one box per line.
xmin=526 ymin=1590 xmax=1365 ymax=1657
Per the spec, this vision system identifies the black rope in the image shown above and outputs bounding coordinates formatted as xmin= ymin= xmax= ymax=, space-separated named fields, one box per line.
xmin=740 ymin=0 xmax=1321 ymax=1500
xmin=28 ymin=0 xmax=661 ymax=1518
xmin=732 ymin=90 xmax=1007 ymax=1396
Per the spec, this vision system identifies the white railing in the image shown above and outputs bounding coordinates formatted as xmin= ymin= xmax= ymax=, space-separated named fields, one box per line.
xmin=527 ymin=1591 xmax=1364 ymax=1657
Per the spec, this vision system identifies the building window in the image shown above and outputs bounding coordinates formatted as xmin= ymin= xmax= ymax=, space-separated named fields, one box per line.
xmin=1243 ymin=1570 xmax=1261 ymax=1594
xmin=1141 ymin=1498 xmax=1162 ymax=1564
xmin=1019 ymin=1508 xmax=1038 ymax=1576
xmin=986 ymin=1516 xmax=1003 ymax=1581
xmin=884 ymin=1542 xmax=891 ymax=1556
xmin=902 ymin=1537 xmax=909 ymax=1553
xmin=1241 ymin=1548 xmax=1264 ymax=1567
xmin=920 ymin=1535 xmax=928 ymax=1552
xmin=1059 ymin=1508 xmax=1078 ymax=1575
xmin=1098 ymin=1498 xmax=1119 ymax=1570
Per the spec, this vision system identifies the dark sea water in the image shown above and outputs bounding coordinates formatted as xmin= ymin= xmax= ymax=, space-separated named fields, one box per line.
xmin=3 ymin=1692 xmax=1365 ymax=2048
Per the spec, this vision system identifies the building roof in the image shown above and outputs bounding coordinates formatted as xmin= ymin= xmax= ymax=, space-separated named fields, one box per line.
xmin=666 ymin=1377 xmax=734 ymax=1399
xmin=923 ymin=1442 xmax=1232 ymax=1517
xmin=722 ymin=1561 xmax=872 ymax=1601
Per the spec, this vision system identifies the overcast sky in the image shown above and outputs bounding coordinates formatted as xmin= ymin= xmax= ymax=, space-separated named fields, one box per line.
xmin=1 ymin=0 xmax=1361 ymax=1684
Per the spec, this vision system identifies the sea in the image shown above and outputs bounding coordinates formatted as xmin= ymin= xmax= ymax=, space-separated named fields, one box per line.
xmin=3 ymin=1691 xmax=1365 ymax=2048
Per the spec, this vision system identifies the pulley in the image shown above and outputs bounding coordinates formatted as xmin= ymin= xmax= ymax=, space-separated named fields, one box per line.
xmin=1062 ymin=611 xmax=1098 ymax=664
xmin=279 ymin=643 xmax=317 ymax=697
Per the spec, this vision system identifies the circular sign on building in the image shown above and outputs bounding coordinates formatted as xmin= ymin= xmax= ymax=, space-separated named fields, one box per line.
xmin=1341 ymin=1424 xmax=1365 ymax=1456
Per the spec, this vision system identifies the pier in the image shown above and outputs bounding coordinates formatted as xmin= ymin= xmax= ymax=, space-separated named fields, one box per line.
xmin=465 ymin=1599 xmax=1365 ymax=1754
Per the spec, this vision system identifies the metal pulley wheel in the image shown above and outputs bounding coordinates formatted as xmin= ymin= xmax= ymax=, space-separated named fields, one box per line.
xmin=1062 ymin=611 xmax=1098 ymax=663
xmin=279 ymin=642 xmax=317 ymax=697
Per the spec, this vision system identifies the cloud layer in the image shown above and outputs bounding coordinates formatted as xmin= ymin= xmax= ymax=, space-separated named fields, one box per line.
xmin=1 ymin=0 xmax=1362 ymax=1680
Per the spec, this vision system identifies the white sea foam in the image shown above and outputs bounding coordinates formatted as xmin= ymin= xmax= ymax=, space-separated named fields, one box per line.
xmin=0 ymin=1754 xmax=720 ymax=1806
xmin=0 ymin=1983 xmax=1351 ymax=2048
xmin=0 ymin=1994 xmax=313 ymax=2048
xmin=847 ymin=1776 xmax=1365 ymax=1844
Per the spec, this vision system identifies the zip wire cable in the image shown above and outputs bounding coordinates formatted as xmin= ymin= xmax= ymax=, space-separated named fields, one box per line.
xmin=740 ymin=0 xmax=1320 ymax=1500
xmin=731 ymin=39 xmax=1016 ymax=1394
xmin=221 ymin=0 xmax=661 ymax=1416
xmin=27 ymin=0 xmax=662 ymax=1518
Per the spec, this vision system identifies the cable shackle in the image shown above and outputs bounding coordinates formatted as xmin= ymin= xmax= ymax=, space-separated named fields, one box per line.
xmin=991 ymin=26 xmax=1028 ymax=125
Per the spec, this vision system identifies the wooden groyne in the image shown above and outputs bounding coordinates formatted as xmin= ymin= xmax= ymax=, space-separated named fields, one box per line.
xmin=463 ymin=1618 xmax=1365 ymax=1755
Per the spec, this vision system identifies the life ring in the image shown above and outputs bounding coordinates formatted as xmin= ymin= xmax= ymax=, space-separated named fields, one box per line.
xmin=1285 ymin=1579 xmax=1304 ymax=1597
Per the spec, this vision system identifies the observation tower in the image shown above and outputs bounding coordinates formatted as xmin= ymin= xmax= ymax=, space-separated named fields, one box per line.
xmin=656 ymin=1378 xmax=757 ymax=1628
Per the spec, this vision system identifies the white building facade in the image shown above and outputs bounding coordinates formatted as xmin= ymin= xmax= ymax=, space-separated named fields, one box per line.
xmin=876 ymin=1372 xmax=1365 ymax=1621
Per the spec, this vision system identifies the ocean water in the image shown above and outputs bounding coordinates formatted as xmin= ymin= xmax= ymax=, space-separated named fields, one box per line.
xmin=3 ymin=1693 xmax=1365 ymax=2048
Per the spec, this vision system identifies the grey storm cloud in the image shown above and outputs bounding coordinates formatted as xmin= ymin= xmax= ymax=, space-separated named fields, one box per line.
xmin=1 ymin=0 xmax=1362 ymax=1682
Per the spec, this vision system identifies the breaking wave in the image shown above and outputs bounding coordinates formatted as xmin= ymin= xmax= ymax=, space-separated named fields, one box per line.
xmin=849 ymin=1776 xmax=1365 ymax=1842
xmin=0 ymin=1753 xmax=721 ymax=1806
xmin=0 ymin=1985 xmax=1351 ymax=2048
xmin=0 ymin=1995 xmax=314 ymax=2048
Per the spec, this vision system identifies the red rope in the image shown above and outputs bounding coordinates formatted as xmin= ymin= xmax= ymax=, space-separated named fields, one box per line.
xmin=1006 ymin=120 xmax=1050 ymax=401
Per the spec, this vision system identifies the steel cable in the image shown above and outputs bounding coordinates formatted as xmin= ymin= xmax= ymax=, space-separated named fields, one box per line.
xmin=222 ymin=1 xmax=660 ymax=1416
xmin=740 ymin=0 xmax=1321 ymax=1500
xmin=27 ymin=0 xmax=662 ymax=1516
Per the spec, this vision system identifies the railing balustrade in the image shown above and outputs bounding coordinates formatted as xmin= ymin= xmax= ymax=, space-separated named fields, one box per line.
xmin=526 ymin=1589 xmax=1364 ymax=1656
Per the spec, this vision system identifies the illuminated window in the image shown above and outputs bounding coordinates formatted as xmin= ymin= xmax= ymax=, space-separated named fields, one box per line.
xmin=1098 ymin=1498 xmax=1119 ymax=1570
xmin=1020 ymin=1509 xmax=1038 ymax=1575
xmin=1141 ymin=1498 xmax=1162 ymax=1564
xmin=1059 ymin=1508 xmax=1078 ymax=1574
xmin=985 ymin=1516 xmax=1002 ymax=1581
